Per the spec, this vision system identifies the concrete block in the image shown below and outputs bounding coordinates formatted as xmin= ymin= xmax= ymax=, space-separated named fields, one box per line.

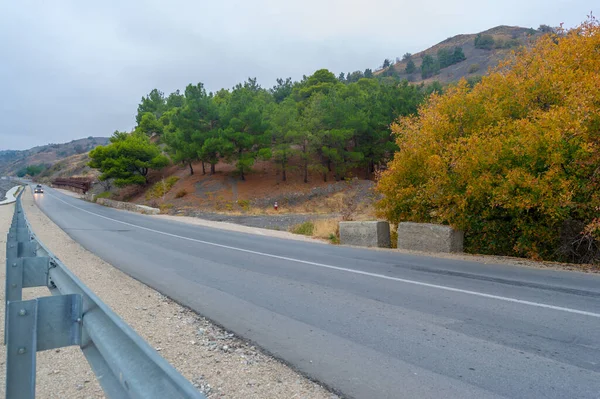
xmin=339 ymin=221 xmax=391 ymax=248
xmin=397 ymin=222 xmax=464 ymax=253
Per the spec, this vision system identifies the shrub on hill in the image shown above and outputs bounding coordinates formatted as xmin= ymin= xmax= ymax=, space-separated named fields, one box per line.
xmin=474 ymin=34 xmax=495 ymax=49
xmin=376 ymin=18 xmax=600 ymax=263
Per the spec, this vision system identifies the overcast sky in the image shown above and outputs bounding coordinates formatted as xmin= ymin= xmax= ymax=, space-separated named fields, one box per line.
xmin=0 ymin=0 xmax=594 ymax=150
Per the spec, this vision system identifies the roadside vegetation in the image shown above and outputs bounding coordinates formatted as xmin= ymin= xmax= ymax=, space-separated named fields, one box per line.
xmin=376 ymin=18 xmax=600 ymax=264
xmin=16 ymin=164 xmax=46 ymax=177
xmin=91 ymin=71 xmax=430 ymax=186
xmin=290 ymin=219 xmax=341 ymax=244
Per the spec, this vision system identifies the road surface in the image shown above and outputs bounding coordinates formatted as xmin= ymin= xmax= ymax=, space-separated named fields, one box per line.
xmin=33 ymin=187 xmax=600 ymax=399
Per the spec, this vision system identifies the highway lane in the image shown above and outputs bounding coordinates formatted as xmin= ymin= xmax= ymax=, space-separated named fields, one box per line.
xmin=32 ymin=186 xmax=600 ymax=399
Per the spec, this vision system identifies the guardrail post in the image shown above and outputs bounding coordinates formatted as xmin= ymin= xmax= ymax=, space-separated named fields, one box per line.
xmin=4 ymin=237 xmax=18 ymax=345
xmin=6 ymin=295 xmax=83 ymax=399
xmin=5 ymin=219 xmax=36 ymax=344
xmin=5 ymin=300 xmax=37 ymax=399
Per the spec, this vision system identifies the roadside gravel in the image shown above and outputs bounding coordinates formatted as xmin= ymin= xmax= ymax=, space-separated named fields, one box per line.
xmin=172 ymin=210 xmax=337 ymax=231
xmin=0 ymin=188 xmax=338 ymax=399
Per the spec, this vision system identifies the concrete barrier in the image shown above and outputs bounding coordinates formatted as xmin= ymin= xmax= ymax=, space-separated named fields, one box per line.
xmin=339 ymin=221 xmax=391 ymax=248
xmin=397 ymin=222 xmax=464 ymax=253
xmin=0 ymin=186 xmax=22 ymax=205
xmin=96 ymin=198 xmax=160 ymax=215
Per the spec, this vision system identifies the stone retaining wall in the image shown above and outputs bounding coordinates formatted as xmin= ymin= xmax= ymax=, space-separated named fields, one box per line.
xmin=397 ymin=222 xmax=464 ymax=253
xmin=96 ymin=198 xmax=160 ymax=215
xmin=339 ymin=221 xmax=391 ymax=248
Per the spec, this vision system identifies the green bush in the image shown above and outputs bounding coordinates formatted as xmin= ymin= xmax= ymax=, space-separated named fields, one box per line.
xmin=16 ymin=164 xmax=46 ymax=177
xmin=291 ymin=221 xmax=314 ymax=236
xmin=94 ymin=191 xmax=112 ymax=202
xmin=468 ymin=64 xmax=480 ymax=74
xmin=328 ymin=233 xmax=340 ymax=244
xmin=474 ymin=34 xmax=495 ymax=50
xmin=237 ymin=199 xmax=251 ymax=211
xmin=145 ymin=176 xmax=180 ymax=200
xmin=503 ymin=39 xmax=521 ymax=49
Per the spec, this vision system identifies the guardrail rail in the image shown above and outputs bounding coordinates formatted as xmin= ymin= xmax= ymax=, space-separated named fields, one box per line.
xmin=4 ymin=188 xmax=205 ymax=399
xmin=51 ymin=178 xmax=92 ymax=193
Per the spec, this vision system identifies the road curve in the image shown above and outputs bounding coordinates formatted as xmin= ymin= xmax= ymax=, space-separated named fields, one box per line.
xmin=33 ymin=187 xmax=600 ymax=399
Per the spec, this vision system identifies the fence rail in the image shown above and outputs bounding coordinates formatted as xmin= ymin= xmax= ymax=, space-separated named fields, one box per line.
xmin=51 ymin=178 xmax=92 ymax=193
xmin=4 ymin=188 xmax=205 ymax=399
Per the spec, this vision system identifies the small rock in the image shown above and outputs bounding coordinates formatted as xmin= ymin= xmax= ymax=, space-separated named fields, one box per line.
xmin=155 ymin=347 xmax=162 ymax=351
xmin=76 ymin=384 xmax=84 ymax=391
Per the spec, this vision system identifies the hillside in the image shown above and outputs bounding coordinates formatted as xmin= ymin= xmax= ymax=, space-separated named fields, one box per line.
xmin=0 ymin=137 xmax=109 ymax=176
xmin=379 ymin=25 xmax=543 ymax=84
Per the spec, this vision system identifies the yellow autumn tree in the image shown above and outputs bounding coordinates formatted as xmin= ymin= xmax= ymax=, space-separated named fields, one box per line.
xmin=376 ymin=17 xmax=600 ymax=263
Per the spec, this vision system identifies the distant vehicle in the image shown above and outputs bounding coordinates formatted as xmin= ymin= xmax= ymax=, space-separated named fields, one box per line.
xmin=34 ymin=184 xmax=44 ymax=194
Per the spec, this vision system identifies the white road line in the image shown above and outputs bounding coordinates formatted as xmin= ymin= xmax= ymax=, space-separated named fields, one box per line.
xmin=44 ymin=191 xmax=600 ymax=319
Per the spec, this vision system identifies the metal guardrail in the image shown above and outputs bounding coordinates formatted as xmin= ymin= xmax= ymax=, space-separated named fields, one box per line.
xmin=4 ymin=189 xmax=205 ymax=399
xmin=51 ymin=178 xmax=92 ymax=193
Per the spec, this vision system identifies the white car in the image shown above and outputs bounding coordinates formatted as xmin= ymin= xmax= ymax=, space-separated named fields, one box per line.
xmin=34 ymin=184 xmax=44 ymax=194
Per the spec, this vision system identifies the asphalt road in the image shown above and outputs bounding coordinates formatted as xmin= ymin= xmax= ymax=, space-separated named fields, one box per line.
xmin=33 ymin=187 xmax=600 ymax=399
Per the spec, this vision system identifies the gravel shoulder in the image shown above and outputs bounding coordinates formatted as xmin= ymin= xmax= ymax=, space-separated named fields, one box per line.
xmin=173 ymin=209 xmax=338 ymax=231
xmin=152 ymin=213 xmax=329 ymax=244
xmin=0 ymin=188 xmax=337 ymax=398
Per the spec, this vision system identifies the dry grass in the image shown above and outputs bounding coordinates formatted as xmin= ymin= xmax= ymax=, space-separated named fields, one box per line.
xmin=289 ymin=218 xmax=341 ymax=244
xmin=312 ymin=218 xmax=341 ymax=239
xmin=290 ymin=221 xmax=314 ymax=236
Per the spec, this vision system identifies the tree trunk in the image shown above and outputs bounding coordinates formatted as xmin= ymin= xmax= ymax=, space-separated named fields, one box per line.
xmin=188 ymin=162 xmax=194 ymax=175
xmin=327 ymin=160 xmax=332 ymax=172
xmin=202 ymin=162 xmax=206 ymax=175
xmin=210 ymin=163 xmax=216 ymax=175
xmin=282 ymin=165 xmax=287 ymax=182
xmin=303 ymin=142 xmax=308 ymax=183
xmin=323 ymin=172 xmax=327 ymax=182
xmin=240 ymin=168 xmax=245 ymax=181
xmin=303 ymin=160 xmax=308 ymax=183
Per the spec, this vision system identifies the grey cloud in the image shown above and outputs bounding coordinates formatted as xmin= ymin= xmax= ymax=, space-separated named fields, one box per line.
xmin=0 ymin=0 xmax=595 ymax=149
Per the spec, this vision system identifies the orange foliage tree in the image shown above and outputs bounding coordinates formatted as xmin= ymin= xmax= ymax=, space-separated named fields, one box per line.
xmin=376 ymin=17 xmax=600 ymax=262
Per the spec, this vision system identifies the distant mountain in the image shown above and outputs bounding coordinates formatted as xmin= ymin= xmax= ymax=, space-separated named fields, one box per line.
xmin=377 ymin=25 xmax=544 ymax=84
xmin=0 ymin=137 xmax=109 ymax=176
